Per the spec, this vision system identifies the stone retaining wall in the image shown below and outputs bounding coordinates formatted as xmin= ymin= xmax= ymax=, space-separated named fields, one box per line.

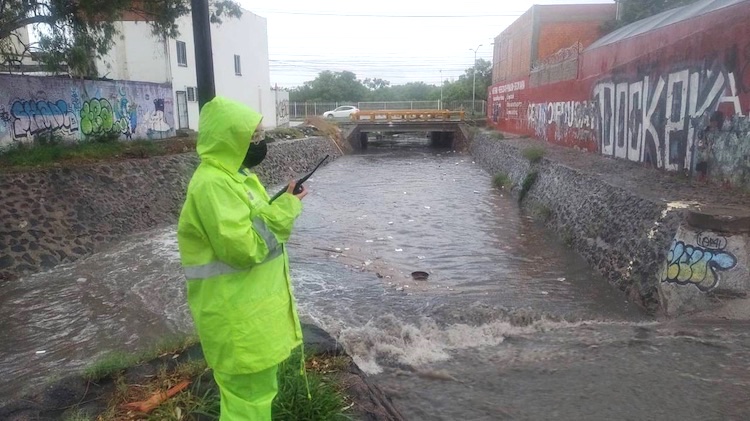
xmin=0 ymin=137 xmax=340 ymax=282
xmin=471 ymin=131 xmax=750 ymax=315
xmin=471 ymin=132 xmax=683 ymax=313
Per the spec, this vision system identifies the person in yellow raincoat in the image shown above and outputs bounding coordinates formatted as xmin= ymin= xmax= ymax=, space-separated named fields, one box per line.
xmin=177 ymin=96 xmax=307 ymax=420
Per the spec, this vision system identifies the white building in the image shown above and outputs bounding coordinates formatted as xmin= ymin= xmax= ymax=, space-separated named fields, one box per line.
xmin=96 ymin=8 xmax=279 ymax=130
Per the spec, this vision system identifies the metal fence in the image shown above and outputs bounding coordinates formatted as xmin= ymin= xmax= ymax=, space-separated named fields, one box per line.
xmin=289 ymin=100 xmax=487 ymax=119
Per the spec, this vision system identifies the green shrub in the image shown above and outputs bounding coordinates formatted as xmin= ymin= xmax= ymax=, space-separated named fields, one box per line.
xmin=493 ymin=172 xmax=511 ymax=189
xmin=522 ymin=146 xmax=546 ymax=163
xmin=519 ymin=171 xmax=538 ymax=203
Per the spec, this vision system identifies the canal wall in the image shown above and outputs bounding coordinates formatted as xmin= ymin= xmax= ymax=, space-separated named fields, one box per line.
xmin=0 ymin=137 xmax=341 ymax=282
xmin=471 ymin=131 xmax=750 ymax=315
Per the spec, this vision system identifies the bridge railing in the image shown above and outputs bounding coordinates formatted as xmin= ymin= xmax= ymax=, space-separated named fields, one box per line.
xmin=288 ymin=100 xmax=486 ymax=119
xmin=351 ymin=109 xmax=465 ymax=122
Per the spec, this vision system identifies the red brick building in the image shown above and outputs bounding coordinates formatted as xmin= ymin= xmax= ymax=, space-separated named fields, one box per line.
xmin=492 ymin=4 xmax=616 ymax=85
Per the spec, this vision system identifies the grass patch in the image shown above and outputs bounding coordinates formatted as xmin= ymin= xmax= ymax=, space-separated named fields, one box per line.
xmin=84 ymin=335 xmax=199 ymax=381
xmin=491 ymin=131 xmax=504 ymax=140
xmin=61 ymin=408 xmax=94 ymax=421
xmin=493 ymin=172 xmax=511 ymax=189
xmin=0 ymin=137 xmax=196 ymax=170
xmin=274 ymin=351 xmax=352 ymax=421
xmin=529 ymin=202 xmax=552 ymax=223
xmin=518 ymin=171 xmax=538 ymax=203
xmin=82 ymin=344 xmax=352 ymax=421
xmin=522 ymin=146 xmax=546 ymax=163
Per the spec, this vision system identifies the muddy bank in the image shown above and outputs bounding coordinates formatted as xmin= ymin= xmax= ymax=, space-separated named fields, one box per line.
xmin=0 ymin=137 xmax=340 ymax=282
xmin=0 ymin=324 xmax=403 ymax=421
xmin=470 ymin=131 xmax=750 ymax=315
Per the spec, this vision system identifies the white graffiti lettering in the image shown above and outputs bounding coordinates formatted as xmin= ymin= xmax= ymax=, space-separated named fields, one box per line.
xmin=594 ymin=66 xmax=744 ymax=170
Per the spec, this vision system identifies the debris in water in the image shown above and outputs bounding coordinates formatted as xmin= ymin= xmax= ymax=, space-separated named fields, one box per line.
xmin=411 ymin=271 xmax=429 ymax=281
xmin=76 ymin=278 xmax=87 ymax=283
xmin=388 ymin=221 xmax=394 ymax=225
xmin=541 ymin=291 xmax=549 ymax=295
xmin=395 ymin=248 xmax=403 ymax=252
xmin=417 ymin=256 xmax=426 ymax=260
xmin=366 ymin=240 xmax=374 ymax=243
xmin=557 ymin=277 xmax=566 ymax=282
xmin=473 ymin=191 xmax=480 ymax=194
xmin=424 ymin=206 xmax=431 ymax=209
xmin=35 ymin=350 xmax=46 ymax=354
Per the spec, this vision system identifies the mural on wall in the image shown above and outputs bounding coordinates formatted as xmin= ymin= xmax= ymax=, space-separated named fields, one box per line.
xmin=527 ymin=100 xmax=598 ymax=145
xmin=0 ymin=75 xmax=175 ymax=148
xmin=593 ymin=60 xmax=746 ymax=171
xmin=661 ymin=234 xmax=738 ymax=292
xmin=5 ymin=99 xmax=80 ymax=140
xmin=274 ymin=88 xmax=290 ymax=127
xmin=487 ymin=47 xmax=750 ymax=189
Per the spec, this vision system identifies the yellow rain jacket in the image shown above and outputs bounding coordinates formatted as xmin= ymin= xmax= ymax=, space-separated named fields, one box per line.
xmin=177 ymin=96 xmax=303 ymax=374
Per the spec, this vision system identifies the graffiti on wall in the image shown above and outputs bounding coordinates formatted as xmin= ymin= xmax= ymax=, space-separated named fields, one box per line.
xmin=0 ymin=75 xmax=175 ymax=148
xmin=490 ymin=80 xmax=526 ymax=124
xmin=661 ymin=234 xmax=737 ymax=292
xmin=6 ymin=99 xmax=80 ymax=139
xmin=527 ymin=100 xmax=598 ymax=144
xmin=276 ymin=99 xmax=289 ymax=126
xmin=593 ymin=62 xmax=746 ymax=171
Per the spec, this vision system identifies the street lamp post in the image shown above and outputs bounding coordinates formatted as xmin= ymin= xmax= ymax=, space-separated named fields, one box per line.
xmin=469 ymin=44 xmax=482 ymax=116
xmin=439 ymin=69 xmax=443 ymax=110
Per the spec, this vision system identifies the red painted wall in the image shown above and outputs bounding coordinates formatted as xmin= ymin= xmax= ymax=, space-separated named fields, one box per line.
xmin=488 ymin=1 xmax=750 ymax=179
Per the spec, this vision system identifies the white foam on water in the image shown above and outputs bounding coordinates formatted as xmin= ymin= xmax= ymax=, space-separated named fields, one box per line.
xmin=333 ymin=313 xmax=657 ymax=375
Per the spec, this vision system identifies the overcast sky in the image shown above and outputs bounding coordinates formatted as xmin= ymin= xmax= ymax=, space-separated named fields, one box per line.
xmin=238 ymin=0 xmax=614 ymax=88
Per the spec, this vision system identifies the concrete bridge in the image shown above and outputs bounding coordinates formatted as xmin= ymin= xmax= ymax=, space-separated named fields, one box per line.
xmin=340 ymin=110 xmax=471 ymax=150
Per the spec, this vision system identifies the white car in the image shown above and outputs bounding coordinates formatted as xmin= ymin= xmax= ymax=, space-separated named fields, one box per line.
xmin=323 ymin=106 xmax=359 ymax=119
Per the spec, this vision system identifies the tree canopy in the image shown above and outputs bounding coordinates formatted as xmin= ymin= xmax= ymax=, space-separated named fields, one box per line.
xmin=0 ymin=0 xmax=242 ymax=76
xmin=289 ymin=58 xmax=493 ymax=104
xmin=602 ymin=0 xmax=702 ymax=32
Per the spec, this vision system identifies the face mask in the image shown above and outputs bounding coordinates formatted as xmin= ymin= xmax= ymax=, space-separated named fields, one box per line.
xmin=242 ymin=139 xmax=267 ymax=168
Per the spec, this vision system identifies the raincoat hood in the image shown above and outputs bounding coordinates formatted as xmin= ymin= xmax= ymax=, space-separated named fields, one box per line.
xmin=196 ymin=96 xmax=263 ymax=173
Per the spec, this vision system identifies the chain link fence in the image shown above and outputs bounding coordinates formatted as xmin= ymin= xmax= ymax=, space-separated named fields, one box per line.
xmin=289 ymin=100 xmax=486 ymax=119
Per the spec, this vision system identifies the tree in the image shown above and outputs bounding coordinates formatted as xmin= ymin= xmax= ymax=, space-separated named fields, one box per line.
xmin=289 ymin=70 xmax=369 ymax=102
xmin=441 ymin=58 xmax=492 ymax=102
xmin=603 ymin=0 xmax=702 ymax=33
xmin=363 ymin=77 xmax=390 ymax=91
xmin=288 ymin=59 xmax=493 ymax=105
xmin=0 ymin=0 xmax=242 ymax=76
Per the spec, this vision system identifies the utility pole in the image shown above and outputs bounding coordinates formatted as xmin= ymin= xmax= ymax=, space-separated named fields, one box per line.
xmin=191 ymin=0 xmax=216 ymax=109
xmin=439 ymin=69 xmax=443 ymax=110
xmin=469 ymin=44 xmax=482 ymax=116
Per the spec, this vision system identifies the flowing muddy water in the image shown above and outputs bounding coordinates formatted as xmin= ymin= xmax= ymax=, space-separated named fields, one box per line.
xmin=2 ymin=138 xmax=750 ymax=420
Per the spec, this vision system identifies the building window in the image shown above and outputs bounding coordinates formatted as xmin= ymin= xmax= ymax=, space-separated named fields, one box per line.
xmin=176 ymin=41 xmax=188 ymax=67
xmin=234 ymin=55 xmax=242 ymax=75
xmin=187 ymin=87 xmax=197 ymax=102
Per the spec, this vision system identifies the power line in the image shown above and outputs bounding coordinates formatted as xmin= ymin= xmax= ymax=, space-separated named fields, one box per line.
xmin=253 ymin=10 xmax=524 ymax=18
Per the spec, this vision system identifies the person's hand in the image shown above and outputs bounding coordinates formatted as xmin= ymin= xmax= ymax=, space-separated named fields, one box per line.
xmin=286 ymin=180 xmax=308 ymax=200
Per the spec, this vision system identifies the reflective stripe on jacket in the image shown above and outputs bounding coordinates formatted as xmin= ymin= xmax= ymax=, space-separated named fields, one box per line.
xmin=177 ymin=96 xmax=303 ymax=374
